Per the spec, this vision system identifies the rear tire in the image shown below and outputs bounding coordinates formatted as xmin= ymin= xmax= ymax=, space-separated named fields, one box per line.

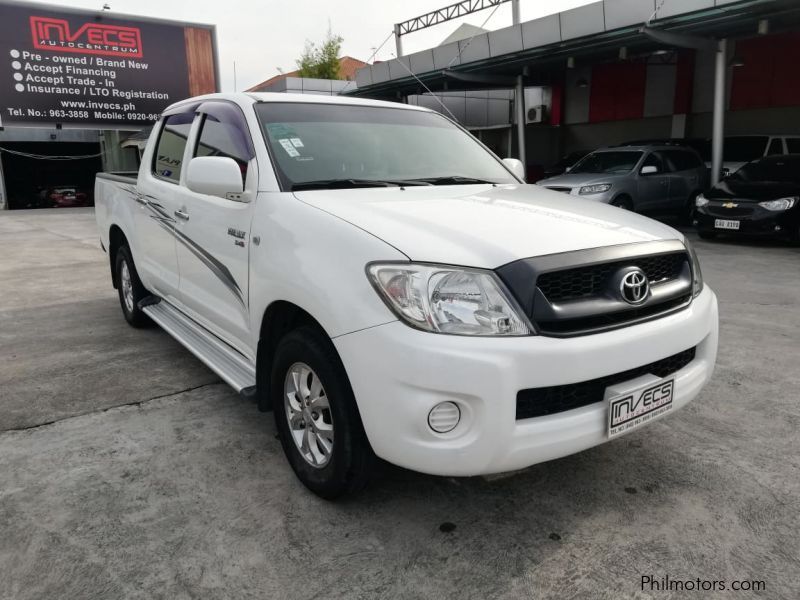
xmin=115 ymin=245 xmax=150 ymax=328
xmin=271 ymin=325 xmax=375 ymax=499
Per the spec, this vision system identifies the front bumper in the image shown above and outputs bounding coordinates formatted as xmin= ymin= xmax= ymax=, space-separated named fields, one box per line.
xmin=696 ymin=205 xmax=798 ymax=237
xmin=334 ymin=287 xmax=718 ymax=477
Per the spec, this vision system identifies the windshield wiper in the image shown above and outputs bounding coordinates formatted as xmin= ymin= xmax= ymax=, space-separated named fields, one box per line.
xmin=291 ymin=178 xmax=431 ymax=191
xmin=416 ymin=176 xmax=497 ymax=186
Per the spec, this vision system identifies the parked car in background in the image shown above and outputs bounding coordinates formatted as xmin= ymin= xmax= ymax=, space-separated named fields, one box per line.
xmin=539 ymin=150 xmax=588 ymax=181
xmin=537 ymin=144 xmax=708 ymax=220
xmin=47 ymin=186 xmax=91 ymax=208
xmin=695 ymin=154 xmax=800 ymax=241
xmin=711 ymin=135 xmax=800 ymax=177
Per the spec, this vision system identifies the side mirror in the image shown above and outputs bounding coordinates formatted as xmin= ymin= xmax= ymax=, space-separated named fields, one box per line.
xmin=503 ymin=158 xmax=526 ymax=181
xmin=640 ymin=165 xmax=659 ymax=176
xmin=186 ymin=156 xmax=245 ymax=199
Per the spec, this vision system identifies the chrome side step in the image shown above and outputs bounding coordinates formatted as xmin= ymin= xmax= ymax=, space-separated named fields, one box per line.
xmin=142 ymin=299 xmax=256 ymax=392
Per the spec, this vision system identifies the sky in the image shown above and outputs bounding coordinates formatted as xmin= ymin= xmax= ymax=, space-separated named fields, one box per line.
xmin=26 ymin=0 xmax=595 ymax=91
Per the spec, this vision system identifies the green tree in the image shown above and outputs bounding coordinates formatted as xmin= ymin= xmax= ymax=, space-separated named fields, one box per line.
xmin=296 ymin=29 xmax=343 ymax=79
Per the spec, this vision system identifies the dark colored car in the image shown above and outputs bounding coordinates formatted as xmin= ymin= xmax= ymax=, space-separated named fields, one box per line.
xmin=46 ymin=186 xmax=91 ymax=208
xmin=540 ymin=150 xmax=588 ymax=180
xmin=694 ymin=154 xmax=800 ymax=241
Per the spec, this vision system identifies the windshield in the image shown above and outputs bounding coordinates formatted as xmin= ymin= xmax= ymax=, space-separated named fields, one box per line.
xmin=569 ymin=151 xmax=643 ymax=174
xmin=723 ymin=136 xmax=768 ymax=162
xmin=255 ymin=103 xmax=517 ymax=190
xmin=731 ymin=157 xmax=800 ymax=183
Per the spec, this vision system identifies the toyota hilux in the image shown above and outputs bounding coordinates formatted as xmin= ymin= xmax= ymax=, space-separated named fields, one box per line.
xmin=95 ymin=93 xmax=718 ymax=498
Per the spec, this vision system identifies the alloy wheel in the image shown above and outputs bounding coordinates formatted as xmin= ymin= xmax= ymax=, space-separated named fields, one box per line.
xmin=120 ymin=260 xmax=135 ymax=313
xmin=284 ymin=362 xmax=335 ymax=468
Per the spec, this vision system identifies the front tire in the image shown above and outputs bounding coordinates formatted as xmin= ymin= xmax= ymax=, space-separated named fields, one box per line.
xmin=271 ymin=326 xmax=375 ymax=499
xmin=681 ymin=192 xmax=700 ymax=224
xmin=611 ymin=196 xmax=633 ymax=210
xmin=115 ymin=245 xmax=150 ymax=328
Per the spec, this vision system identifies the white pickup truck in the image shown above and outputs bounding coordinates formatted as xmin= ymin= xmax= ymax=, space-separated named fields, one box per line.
xmin=95 ymin=93 xmax=718 ymax=498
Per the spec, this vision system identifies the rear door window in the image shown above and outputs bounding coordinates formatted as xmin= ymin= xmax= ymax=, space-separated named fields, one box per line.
xmin=766 ymin=137 xmax=785 ymax=156
xmin=786 ymin=138 xmax=800 ymax=154
xmin=663 ymin=149 xmax=703 ymax=171
xmin=153 ymin=113 xmax=194 ymax=183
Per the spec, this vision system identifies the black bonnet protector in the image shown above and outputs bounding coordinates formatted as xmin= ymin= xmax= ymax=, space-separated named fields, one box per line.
xmin=495 ymin=240 xmax=693 ymax=337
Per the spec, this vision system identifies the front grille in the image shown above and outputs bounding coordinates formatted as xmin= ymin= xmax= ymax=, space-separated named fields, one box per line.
xmin=705 ymin=205 xmax=755 ymax=218
xmin=515 ymin=347 xmax=696 ymax=420
xmin=537 ymin=252 xmax=686 ymax=303
xmin=536 ymin=294 xmax=691 ymax=335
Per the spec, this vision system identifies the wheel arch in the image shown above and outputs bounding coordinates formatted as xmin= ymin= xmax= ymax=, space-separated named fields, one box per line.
xmin=108 ymin=224 xmax=127 ymax=289
xmin=256 ymin=300 xmax=335 ymax=412
xmin=612 ymin=193 xmax=634 ymax=209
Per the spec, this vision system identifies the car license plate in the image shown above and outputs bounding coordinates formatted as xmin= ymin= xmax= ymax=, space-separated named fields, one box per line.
xmin=714 ymin=219 xmax=740 ymax=230
xmin=607 ymin=379 xmax=674 ymax=438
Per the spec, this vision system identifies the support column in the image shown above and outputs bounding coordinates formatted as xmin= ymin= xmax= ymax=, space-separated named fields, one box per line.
xmin=512 ymin=0 xmax=521 ymax=25
xmin=515 ymin=74 xmax=526 ymax=180
xmin=394 ymin=24 xmax=403 ymax=58
xmin=711 ymin=38 xmax=727 ymax=185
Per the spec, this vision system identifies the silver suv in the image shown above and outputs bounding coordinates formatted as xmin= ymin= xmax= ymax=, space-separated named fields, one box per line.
xmin=537 ymin=145 xmax=709 ymax=219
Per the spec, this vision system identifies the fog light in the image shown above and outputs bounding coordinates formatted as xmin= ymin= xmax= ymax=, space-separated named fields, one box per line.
xmin=428 ymin=402 xmax=461 ymax=433
xmin=775 ymin=225 xmax=782 ymax=231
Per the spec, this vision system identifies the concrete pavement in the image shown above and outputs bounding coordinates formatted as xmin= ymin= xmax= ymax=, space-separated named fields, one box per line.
xmin=1 ymin=209 xmax=798 ymax=599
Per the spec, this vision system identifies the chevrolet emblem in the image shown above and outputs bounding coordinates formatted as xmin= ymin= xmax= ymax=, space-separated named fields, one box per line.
xmin=722 ymin=202 xmax=738 ymax=208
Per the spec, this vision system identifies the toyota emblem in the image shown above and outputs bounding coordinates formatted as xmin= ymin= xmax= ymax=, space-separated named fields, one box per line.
xmin=620 ymin=269 xmax=650 ymax=305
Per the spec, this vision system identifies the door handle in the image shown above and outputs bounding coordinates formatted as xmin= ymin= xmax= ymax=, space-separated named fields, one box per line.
xmin=134 ymin=194 xmax=148 ymax=206
xmin=174 ymin=209 xmax=190 ymax=221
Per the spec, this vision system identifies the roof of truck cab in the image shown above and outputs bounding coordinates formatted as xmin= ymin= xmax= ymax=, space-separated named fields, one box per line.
xmin=162 ymin=92 xmax=431 ymax=114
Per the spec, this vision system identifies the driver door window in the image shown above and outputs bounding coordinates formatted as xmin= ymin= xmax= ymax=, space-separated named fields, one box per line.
xmin=642 ymin=152 xmax=665 ymax=173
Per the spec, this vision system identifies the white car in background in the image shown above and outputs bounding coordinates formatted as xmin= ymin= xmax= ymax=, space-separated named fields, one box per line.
xmin=713 ymin=134 xmax=800 ymax=176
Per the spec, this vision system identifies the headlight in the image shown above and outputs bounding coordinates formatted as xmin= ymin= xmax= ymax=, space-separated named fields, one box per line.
xmin=367 ymin=263 xmax=531 ymax=336
xmin=695 ymin=193 xmax=710 ymax=208
xmin=684 ymin=239 xmax=704 ymax=298
xmin=579 ymin=184 xmax=612 ymax=195
xmin=759 ymin=197 xmax=797 ymax=211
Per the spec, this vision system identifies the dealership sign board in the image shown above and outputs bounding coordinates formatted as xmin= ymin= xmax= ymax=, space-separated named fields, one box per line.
xmin=0 ymin=1 xmax=217 ymax=127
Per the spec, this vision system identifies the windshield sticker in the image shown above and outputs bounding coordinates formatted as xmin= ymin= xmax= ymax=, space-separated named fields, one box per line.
xmin=279 ymin=138 xmax=301 ymax=157
xmin=290 ymin=138 xmax=304 ymax=148
xmin=267 ymin=124 xmax=294 ymax=137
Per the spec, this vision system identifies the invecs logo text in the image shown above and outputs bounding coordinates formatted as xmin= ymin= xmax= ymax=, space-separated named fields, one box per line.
xmin=30 ymin=16 xmax=143 ymax=58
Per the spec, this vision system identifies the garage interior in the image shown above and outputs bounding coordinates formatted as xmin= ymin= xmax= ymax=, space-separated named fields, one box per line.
xmin=0 ymin=143 xmax=102 ymax=210
xmin=350 ymin=0 xmax=800 ymax=183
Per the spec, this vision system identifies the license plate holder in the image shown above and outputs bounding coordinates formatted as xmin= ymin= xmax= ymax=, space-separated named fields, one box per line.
xmin=714 ymin=219 xmax=740 ymax=230
xmin=607 ymin=378 xmax=674 ymax=438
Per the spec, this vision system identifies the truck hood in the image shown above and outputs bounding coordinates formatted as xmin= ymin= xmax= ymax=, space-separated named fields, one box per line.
xmin=293 ymin=184 xmax=681 ymax=268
